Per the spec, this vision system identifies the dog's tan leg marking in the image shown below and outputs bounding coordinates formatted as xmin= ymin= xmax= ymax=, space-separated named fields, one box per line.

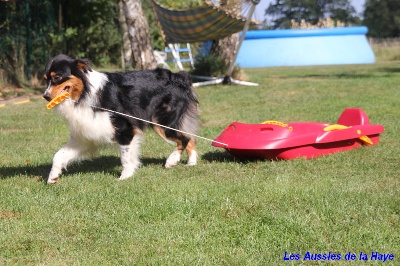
xmin=165 ymin=138 xmax=183 ymax=168
xmin=185 ymin=138 xmax=197 ymax=166
xmin=165 ymin=138 xmax=198 ymax=168
xmin=153 ymin=126 xmax=182 ymax=168
xmin=153 ymin=126 xmax=197 ymax=168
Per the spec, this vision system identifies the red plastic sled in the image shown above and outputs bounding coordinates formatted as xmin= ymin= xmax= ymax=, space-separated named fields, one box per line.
xmin=212 ymin=108 xmax=384 ymax=160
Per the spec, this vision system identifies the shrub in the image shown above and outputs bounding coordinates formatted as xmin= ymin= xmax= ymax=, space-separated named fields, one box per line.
xmin=290 ymin=17 xmax=347 ymax=29
xmin=190 ymin=54 xmax=245 ymax=80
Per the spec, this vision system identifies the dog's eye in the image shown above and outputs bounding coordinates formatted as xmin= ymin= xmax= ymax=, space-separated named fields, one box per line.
xmin=52 ymin=76 xmax=62 ymax=82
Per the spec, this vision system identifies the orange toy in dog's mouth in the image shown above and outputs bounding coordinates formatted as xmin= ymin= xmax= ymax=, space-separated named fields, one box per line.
xmin=46 ymin=91 xmax=70 ymax=109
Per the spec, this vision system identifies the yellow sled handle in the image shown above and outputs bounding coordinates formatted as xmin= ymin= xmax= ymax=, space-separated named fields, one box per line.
xmin=261 ymin=120 xmax=293 ymax=131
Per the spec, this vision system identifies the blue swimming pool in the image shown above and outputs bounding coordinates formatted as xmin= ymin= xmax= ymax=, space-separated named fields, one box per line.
xmin=236 ymin=26 xmax=375 ymax=68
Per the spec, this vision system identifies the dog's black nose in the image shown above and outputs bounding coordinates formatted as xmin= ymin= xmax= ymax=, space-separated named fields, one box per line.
xmin=43 ymin=93 xmax=51 ymax=102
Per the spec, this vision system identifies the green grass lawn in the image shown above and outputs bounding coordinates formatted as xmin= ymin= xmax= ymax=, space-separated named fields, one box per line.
xmin=1 ymin=62 xmax=399 ymax=265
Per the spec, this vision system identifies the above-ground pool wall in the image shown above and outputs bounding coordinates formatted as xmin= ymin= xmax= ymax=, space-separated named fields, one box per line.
xmin=236 ymin=26 xmax=375 ymax=68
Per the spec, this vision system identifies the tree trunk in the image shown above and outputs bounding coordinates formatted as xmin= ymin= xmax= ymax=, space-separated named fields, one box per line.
xmin=210 ymin=0 xmax=241 ymax=66
xmin=210 ymin=34 xmax=239 ymax=66
xmin=122 ymin=0 xmax=156 ymax=70
xmin=118 ymin=0 xmax=132 ymax=68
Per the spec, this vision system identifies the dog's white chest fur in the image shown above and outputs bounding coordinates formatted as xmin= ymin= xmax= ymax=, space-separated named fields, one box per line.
xmin=59 ymin=103 xmax=115 ymax=143
xmin=57 ymin=71 xmax=115 ymax=143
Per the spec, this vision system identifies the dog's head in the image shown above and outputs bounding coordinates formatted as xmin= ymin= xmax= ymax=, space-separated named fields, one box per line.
xmin=43 ymin=54 xmax=92 ymax=102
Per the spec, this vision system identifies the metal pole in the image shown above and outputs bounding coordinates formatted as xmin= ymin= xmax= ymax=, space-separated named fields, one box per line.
xmin=225 ymin=0 xmax=258 ymax=78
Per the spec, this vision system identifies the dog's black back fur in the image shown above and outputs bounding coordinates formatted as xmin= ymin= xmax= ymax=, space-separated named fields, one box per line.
xmin=97 ymin=68 xmax=198 ymax=145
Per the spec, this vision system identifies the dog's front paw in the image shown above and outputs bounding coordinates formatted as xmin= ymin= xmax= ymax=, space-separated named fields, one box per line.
xmin=47 ymin=178 xmax=59 ymax=184
xmin=118 ymin=169 xmax=134 ymax=180
xmin=47 ymin=170 xmax=61 ymax=184
xmin=118 ymin=161 xmax=141 ymax=180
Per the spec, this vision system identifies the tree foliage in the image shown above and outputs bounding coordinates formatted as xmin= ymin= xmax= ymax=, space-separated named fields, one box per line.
xmin=0 ymin=0 xmax=241 ymax=87
xmin=0 ymin=0 xmax=167 ymax=87
xmin=363 ymin=0 xmax=400 ymax=38
xmin=0 ymin=0 xmax=56 ymax=86
xmin=0 ymin=0 xmax=123 ymax=87
xmin=265 ymin=0 xmax=359 ymax=29
xmin=53 ymin=0 xmax=121 ymax=66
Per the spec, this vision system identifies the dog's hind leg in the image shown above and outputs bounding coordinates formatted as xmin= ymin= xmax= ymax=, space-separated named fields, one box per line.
xmin=153 ymin=126 xmax=182 ymax=168
xmin=164 ymin=137 xmax=197 ymax=168
xmin=153 ymin=126 xmax=197 ymax=168
xmin=185 ymin=138 xmax=197 ymax=166
xmin=118 ymin=133 xmax=143 ymax=180
xmin=165 ymin=145 xmax=183 ymax=168
xmin=47 ymin=138 xmax=92 ymax=184
xmin=165 ymin=136 xmax=197 ymax=168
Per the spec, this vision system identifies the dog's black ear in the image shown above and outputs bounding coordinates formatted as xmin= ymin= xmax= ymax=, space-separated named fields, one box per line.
xmin=75 ymin=58 xmax=92 ymax=73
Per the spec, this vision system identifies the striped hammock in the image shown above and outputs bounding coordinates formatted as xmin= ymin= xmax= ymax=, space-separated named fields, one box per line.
xmin=152 ymin=0 xmax=258 ymax=44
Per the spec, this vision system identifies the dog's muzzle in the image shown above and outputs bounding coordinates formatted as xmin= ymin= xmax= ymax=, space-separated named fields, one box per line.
xmin=43 ymin=92 xmax=51 ymax=102
xmin=43 ymin=83 xmax=52 ymax=101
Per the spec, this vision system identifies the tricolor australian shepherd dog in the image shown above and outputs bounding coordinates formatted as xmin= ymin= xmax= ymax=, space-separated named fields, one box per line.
xmin=43 ymin=54 xmax=199 ymax=184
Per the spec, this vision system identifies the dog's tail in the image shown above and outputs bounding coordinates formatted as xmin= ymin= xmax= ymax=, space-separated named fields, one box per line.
xmin=174 ymin=71 xmax=198 ymax=104
xmin=175 ymin=71 xmax=199 ymax=136
xmin=154 ymin=68 xmax=199 ymax=137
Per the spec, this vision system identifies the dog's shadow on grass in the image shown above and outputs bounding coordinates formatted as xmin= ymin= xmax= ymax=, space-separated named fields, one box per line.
xmin=0 ymin=156 xmax=166 ymax=182
xmin=0 ymin=152 xmax=263 ymax=182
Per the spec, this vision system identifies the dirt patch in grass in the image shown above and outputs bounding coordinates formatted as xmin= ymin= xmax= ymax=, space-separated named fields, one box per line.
xmin=0 ymin=94 xmax=43 ymax=107
xmin=0 ymin=209 xmax=21 ymax=220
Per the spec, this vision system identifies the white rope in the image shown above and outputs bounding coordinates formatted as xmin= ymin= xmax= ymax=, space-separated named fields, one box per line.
xmin=71 ymin=99 xmax=228 ymax=147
